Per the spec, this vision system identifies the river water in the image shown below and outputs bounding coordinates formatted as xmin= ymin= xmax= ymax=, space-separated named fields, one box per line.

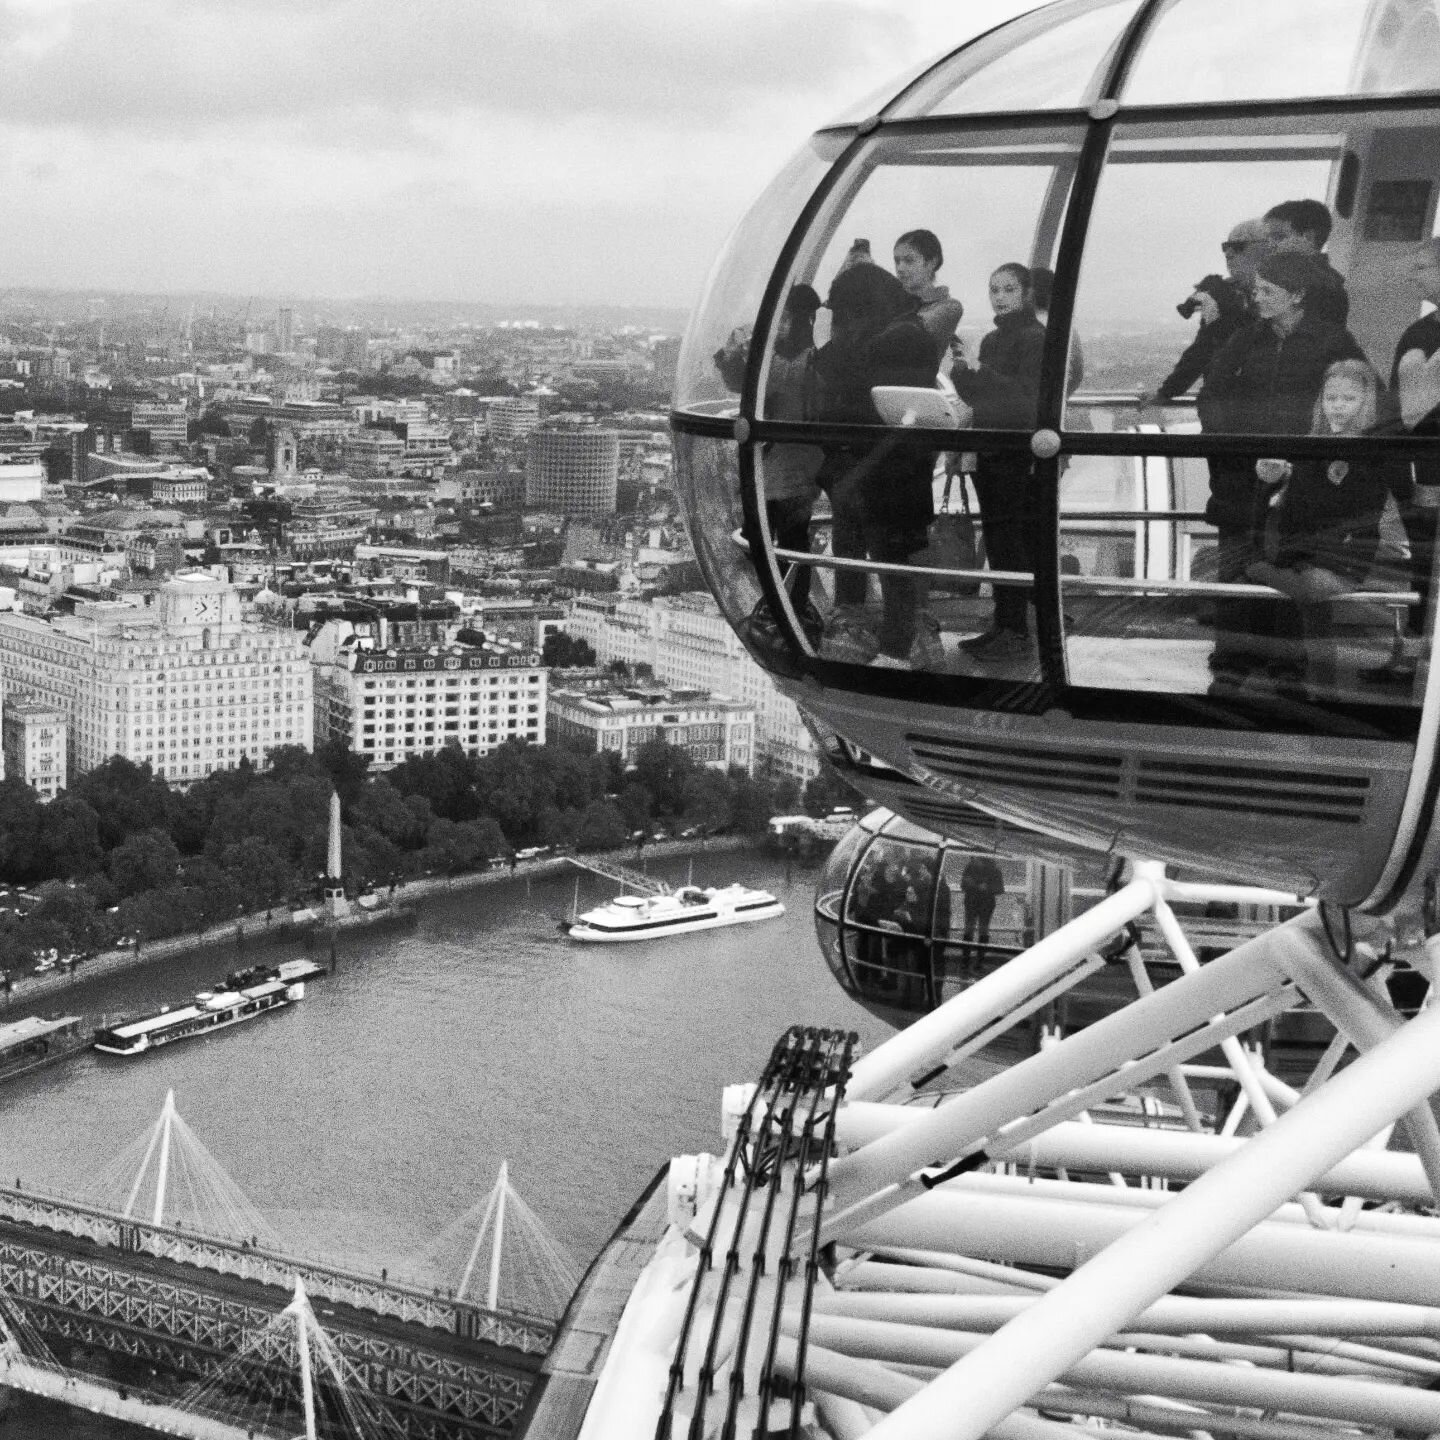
xmin=0 ymin=849 xmax=894 ymax=1438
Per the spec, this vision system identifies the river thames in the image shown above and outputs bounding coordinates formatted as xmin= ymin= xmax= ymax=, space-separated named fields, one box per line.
xmin=0 ymin=849 xmax=893 ymax=1438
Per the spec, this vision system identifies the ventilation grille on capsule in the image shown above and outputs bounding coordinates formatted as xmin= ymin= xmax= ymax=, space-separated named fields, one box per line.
xmin=906 ymin=734 xmax=1371 ymax=827
xmin=908 ymin=735 xmax=1125 ymax=799
xmin=1133 ymin=758 xmax=1370 ymax=825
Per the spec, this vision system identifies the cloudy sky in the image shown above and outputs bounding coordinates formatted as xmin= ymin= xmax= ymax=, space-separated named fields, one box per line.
xmin=0 ymin=0 xmax=1040 ymax=310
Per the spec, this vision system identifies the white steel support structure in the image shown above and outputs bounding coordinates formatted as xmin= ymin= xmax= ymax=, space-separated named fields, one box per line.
xmin=579 ymin=866 xmax=1440 ymax=1440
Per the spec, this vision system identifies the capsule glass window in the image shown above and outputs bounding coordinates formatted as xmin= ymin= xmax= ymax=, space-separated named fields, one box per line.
xmin=1121 ymin=0 xmax=1437 ymax=106
xmin=881 ymin=0 xmax=1140 ymax=120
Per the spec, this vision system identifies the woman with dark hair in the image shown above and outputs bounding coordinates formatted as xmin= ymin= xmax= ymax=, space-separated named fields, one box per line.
xmin=893 ymin=228 xmax=964 ymax=364
xmin=814 ymin=263 xmax=938 ymax=668
xmin=950 ymin=262 xmax=1047 ymax=658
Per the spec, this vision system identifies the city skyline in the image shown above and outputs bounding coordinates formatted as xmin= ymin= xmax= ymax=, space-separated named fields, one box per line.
xmin=0 ymin=0 xmax=1039 ymax=311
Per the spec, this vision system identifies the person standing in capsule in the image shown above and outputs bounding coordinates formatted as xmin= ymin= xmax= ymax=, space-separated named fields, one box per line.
xmin=948 ymin=262 xmax=1047 ymax=661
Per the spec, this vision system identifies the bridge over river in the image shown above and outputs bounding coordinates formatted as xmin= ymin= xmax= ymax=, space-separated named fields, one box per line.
xmin=0 ymin=1094 xmax=575 ymax=1439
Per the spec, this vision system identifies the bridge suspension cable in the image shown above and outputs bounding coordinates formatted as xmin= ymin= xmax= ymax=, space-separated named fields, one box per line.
xmin=405 ymin=1160 xmax=581 ymax=1319
xmin=175 ymin=1276 xmax=406 ymax=1440
xmin=76 ymin=1088 xmax=282 ymax=1250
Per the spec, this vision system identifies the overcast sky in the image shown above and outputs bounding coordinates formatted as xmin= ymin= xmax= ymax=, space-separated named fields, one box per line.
xmin=0 ymin=0 xmax=1040 ymax=310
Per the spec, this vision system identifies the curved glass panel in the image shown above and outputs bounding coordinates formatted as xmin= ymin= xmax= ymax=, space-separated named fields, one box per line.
xmin=1122 ymin=0 xmax=1373 ymax=105
xmin=670 ymin=433 xmax=765 ymax=639
xmin=743 ymin=121 xmax=1082 ymax=678
xmin=842 ymin=833 xmax=941 ymax=1009
xmin=886 ymin=0 xmax=1139 ymax=119
xmin=1070 ymin=105 xmax=1440 ymax=425
xmin=673 ymin=133 xmax=847 ymax=415
xmin=1058 ymin=443 xmax=1431 ymax=714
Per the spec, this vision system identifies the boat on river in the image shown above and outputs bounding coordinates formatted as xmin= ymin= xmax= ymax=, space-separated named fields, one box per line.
xmin=93 ymin=959 xmax=326 ymax=1057
xmin=565 ymin=884 xmax=784 ymax=943
xmin=0 ymin=1015 xmax=88 ymax=1083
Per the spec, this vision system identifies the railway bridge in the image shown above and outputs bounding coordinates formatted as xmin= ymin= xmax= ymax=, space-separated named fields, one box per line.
xmin=0 ymin=1181 xmax=555 ymax=1438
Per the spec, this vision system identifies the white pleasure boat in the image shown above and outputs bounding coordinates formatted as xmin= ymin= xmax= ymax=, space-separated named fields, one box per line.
xmin=565 ymin=884 xmax=784 ymax=943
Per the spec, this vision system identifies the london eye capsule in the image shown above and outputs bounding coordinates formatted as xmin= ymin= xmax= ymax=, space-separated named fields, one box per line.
xmin=670 ymin=0 xmax=1440 ymax=910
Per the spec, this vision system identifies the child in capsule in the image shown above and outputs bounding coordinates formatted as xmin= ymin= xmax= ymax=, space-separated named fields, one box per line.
xmin=948 ymin=262 xmax=1046 ymax=660
xmin=1245 ymin=358 xmax=1401 ymax=695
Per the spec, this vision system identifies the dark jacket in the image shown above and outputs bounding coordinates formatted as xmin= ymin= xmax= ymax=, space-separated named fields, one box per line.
xmin=1158 ymin=311 xmax=1248 ymax=401
xmin=1196 ymin=314 xmax=1364 ymax=530
xmin=1261 ymin=452 xmax=1402 ymax=578
xmin=1197 ymin=314 xmax=1365 ymax=438
xmin=951 ymin=308 xmax=1046 ymax=430
xmin=814 ymin=311 xmax=938 ymax=529
xmin=1305 ymin=256 xmax=1350 ymax=328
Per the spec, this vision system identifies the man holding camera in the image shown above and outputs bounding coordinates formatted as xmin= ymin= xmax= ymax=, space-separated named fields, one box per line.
xmin=1143 ymin=218 xmax=1270 ymax=407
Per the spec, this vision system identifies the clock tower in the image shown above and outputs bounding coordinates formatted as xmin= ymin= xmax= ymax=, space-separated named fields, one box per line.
xmin=158 ymin=573 xmax=241 ymax=630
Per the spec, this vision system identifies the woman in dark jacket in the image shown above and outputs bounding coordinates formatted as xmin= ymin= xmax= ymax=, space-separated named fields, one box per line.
xmin=1197 ymin=249 xmax=1365 ymax=680
xmin=949 ymin=262 xmax=1046 ymax=657
xmin=814 ymin=263 xmax=938 ymax=667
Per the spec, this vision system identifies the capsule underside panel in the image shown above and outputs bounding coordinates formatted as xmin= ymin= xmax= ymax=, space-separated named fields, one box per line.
xmin=793 ymin=683 xmax=1411 ymax=901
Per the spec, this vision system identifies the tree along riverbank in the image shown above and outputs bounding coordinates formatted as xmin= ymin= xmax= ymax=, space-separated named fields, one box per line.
xmin=0 ymin=736 xmax=856 ymax=985
xmin=1 ymin=834 xmax=766 ymax=1011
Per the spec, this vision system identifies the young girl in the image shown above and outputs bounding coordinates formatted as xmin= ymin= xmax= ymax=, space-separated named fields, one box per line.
xmin=949 ymin=262 xmax=1046 ymax=659
xmin=1246 ymin=358 xmax=1401 ymax=695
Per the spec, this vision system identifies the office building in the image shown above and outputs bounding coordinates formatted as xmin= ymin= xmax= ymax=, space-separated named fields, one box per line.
xmin=0 ymin=572 xmax=312 ymax=784
xmin=2 ymin=698 xmax=66 ymax=800
xmin=565 ymin=593 xmax=820 ymax=782
xmin=525 ymin=424 xmax=619 ymax=515
xmin=310 ymin=620 xmax=546 ymax=770
xmin=547 ymin=682 xmax=755 ymax=773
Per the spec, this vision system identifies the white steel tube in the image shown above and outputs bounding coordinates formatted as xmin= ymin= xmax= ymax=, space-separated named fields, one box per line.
xmin=834 ymin=1109 xmax=1433 ymax=1205
xmin=825 ymin=927 xmax=1297 ymax=1222
xmin=1279 ymin=938 xmax=1440 ymax=1200
xmin=860 ymin=972 xmax=1440 ymax=1440
xmin=771 ymin=1338 xmax=1086 ymax=1440
xmin=1119 ymin=943 xmax=1204 ymax=1132
xmin=845 ymin=877 xmax=1158 ymax=1103
xmin=1033 ymin=1387 xmax=1376 ymax=1440
xmin=815 ymin=1290 xmax=1440 ymax=1339
xmin=839 ymin=1188 xmax=1440 ymax=1303
xmin=800 ymin=1315 xmax=1440 ymax=1431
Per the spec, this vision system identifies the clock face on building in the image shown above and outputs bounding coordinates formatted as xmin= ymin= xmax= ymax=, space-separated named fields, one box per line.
xmin=193 ymin=593 xmax=219 ymax=622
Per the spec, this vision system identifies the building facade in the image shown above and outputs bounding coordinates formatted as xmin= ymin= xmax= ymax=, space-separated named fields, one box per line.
xmin=1 ymin=698 xmax=66 ymax=800
xmin=309 ymin=622 xmax=546 ymax=770
xmin=547 ymin=683 xmax=755 ymax=773
xmin=487 ymin=396 xmax=541 ymax=443
xmin=525 ymin=425 xmax=619 ymax=515
xmin=565 ymin=593 xmax=820 ymax=783
xmin=0 ymin=573 xmax=312 ymax=784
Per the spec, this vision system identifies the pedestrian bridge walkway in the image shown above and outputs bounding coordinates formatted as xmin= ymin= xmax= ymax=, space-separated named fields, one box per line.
xmin=0 ymin=1094 xmax=580 ymax=1438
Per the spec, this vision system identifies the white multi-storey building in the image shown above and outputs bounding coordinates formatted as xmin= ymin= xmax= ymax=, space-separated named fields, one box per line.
xmin=1 ymin=698 xmax=66 ymax=800
xmin=565 ymin=593 xmax=820 ymax=783
xmin=309 ymin=621 xmax=546 ymax=770
xmin=547 ymin=683 xmax=754 ymax=774
xmin=0 ymin=572 xmax=312 ymax=785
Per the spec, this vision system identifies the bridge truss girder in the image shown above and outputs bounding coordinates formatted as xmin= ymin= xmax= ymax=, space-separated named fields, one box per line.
xmin=0 ymin=1234 xmax=533 ymax=1437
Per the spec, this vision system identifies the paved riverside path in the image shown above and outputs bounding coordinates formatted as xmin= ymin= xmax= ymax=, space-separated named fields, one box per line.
xmin=4 ymin=835 xmax=756 ymax=1009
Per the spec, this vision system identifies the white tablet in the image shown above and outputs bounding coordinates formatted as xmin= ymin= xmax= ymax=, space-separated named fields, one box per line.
xmin=870 ymin=385 xmax=968 ymax=428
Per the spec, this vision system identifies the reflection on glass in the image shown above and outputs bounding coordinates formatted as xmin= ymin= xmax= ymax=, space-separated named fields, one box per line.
xmin=1122 ymin=0 xmax=1370 ymax=105
xmin=671 ymin=135 xmax=843 ymax=415
xmin=1058 ymin=442 xmax=1428 ymax=709
xmin=670 ymin=434 xmax=764 ymax=641
xmin=888 ymin=0 xmax=1140 ymax=119
xmin=753 ymin=124 xmax=1077 ymax=680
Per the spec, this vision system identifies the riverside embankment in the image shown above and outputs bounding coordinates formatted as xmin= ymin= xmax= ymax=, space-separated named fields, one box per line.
xmin=4 ymin=835 xmax=758 ymax=1010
